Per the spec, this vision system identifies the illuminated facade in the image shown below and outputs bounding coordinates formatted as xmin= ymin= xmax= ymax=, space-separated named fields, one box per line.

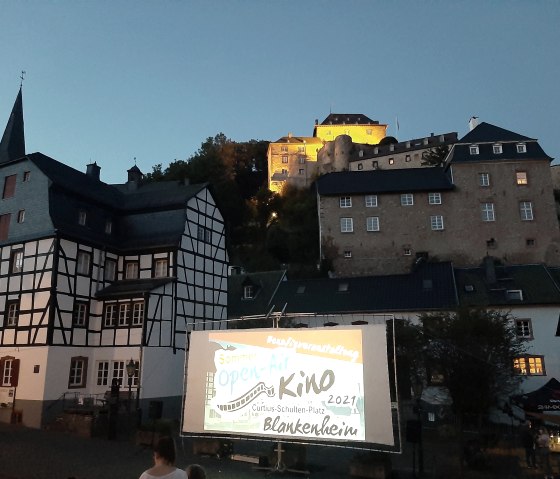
xmin=314 ymin=113 xmax=387 ymax=145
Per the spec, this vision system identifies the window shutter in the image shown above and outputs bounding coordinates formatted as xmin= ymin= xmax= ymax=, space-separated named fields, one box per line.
xmin=2 ymin=175 xmax=17 ymax=199
xmin=0 ymin=214 xmax=11 ymax=240
xmin=10 ymin=359 xmax=20 ymax=387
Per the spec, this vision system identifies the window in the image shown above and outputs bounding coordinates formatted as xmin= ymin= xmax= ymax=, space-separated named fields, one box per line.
xmin=526 ymin=238 xmax=535 ymax=246
xmin=516 ymin=171 xmax=528 ymax=185
xmin=343 ymin=250 xmax=352 ymax=258
xmin=23 ymin=171 xmax=30 ymax=182
xmin=401 ymin=194 xmax=414 ymax=206
xmin=298 ymin=156 xmax=305 ymax=164
xmin=154 ymin=258 xmax=168 ymax=278
xmin=298 ymin=169 xmax=304 ymax=175
xmin=506 ymin=289 xmax=523 ymax=301
xmin=365 ymin=195 xmax=378 ymax=207
xmin=105 ymin=220 xmax=112 ymax=234
xmin=372 ymin=161 xmax=378 ymax=169
xmin=403 ymin=248 xmax=412 ymax=256
xmin=366 ymin=216 xmax=380 ymax=232
xmin=358 ymin=150 xmax=364 ymax=158
xmin=2 ymin=175 xmax=16 ymax=199
xmin=357 ymin=163 xmax=363 ymax=170
xmin=340 ymin=217 xmax=353 ymax=233
xmin=514 ymin=356 xmax=544 ymax=376
xmin=97 ymin=361 xmax=109 ymax=386
xmin=5 ymin=300 xmax=19 ymax=327
xmin=405 ymin=154 xmax=411 ymax=162
xmin=281 ymin=168 xmax=288 ymax=175
xmin=68 ymin=356 xmax=88 ymax=388
xmin=520 ymin=201 xmax=533 ymax=221
xmin=431 ymin=215 xmax=444 ymax=230
xmin=10 ymin=249 xmax=23 ymax=274
xmin=338 ymin=283 xmax=349 ymax=292
xmin=78 ymin=210 xmax=87 ymax=226
xmin=104 ymin=259 xmax=116 ymax=281
xmin=1 ymin=357 xmax=19 ymax=387
xmin=125 ymin=261 xmax=139 ymax=279
xmin=297 ymin=146 xmax=305 ymax=153
xmin=112 ymin=361 xmax=125 ymax=386
xmin=118 ymin=303 xmax=130 ymax=326
xmin=366 ymin=129 xmax=372 ymax=135
xmin=339 ymin=197 xmax=352 ymax=208
xmin=515 ymin=319 xmax=533 ymax=339
xmin=282 ymin=156 xmax=288 ymax=163
xmin=479 ymin=173 xmax=490 ymax=187
xmin=104 ymin=304 xmax=117 ymax=327
xmin=197 ymin=226 xmax=212 ymax=243
xmin=77 ymin=251 xmax=91 ymax=275
xmin=243 ymin=285 xmax=254 ymax=299
xmin=132 ymin=302 xmax=144 ymax=326
xmin=388 ymin=158 xmax=394 ymax=165
xmin=517 ymin=143 xmax=527 ymax=153
xmin=469 ymin=145 xmax=479 ymax=155
xmin=428 ymin=193 xmax=441 ymax=205
xmin=481 ymin=203 xmax=495 ymax=222
xmin=493 ymin=144 xmax=503 ymax=154
xmin=281 ymin=146 xmax=288 ymax=152
xmin=73 ymin=301 xmax=88 ymax=327
xmin=0 ymin=213 xmax=10 ymax=240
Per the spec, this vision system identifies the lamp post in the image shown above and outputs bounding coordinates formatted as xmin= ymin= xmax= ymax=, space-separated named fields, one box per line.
xmin=126 ymin=358 xmax=135 ymax=414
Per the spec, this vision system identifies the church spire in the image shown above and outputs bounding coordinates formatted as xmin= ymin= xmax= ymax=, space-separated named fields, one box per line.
xmin=0 ymin=86 xmax=26 ymax=164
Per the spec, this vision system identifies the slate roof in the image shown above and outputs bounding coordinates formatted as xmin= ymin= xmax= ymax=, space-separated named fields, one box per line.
xmin=96 ymin=278 xmax=174 ymax=299
xmin=316 ymin=168 xmax=454 ymax=196
xmin=228 ymin=270 xmax=287 ymax=318
xmin=319 ymin=113 xmax=379 ymax=125
xmin=448 ymin=122 xmax=552 ymax=164
xmin=271 ymin=136 xmax=323 ymax=145
xmin=455 ymin=263 xmax=560 ymax=307
xmin=0 ymin=87 xmax=25 ymax=164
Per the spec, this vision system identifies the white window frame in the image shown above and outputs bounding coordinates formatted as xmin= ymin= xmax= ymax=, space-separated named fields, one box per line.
xmin=520 ymin=201 xmax=533 ymax=221
xmin=428 ymin=192 xmax=441 ymax=205
xmin=112 ymin=361 xmax=125 ymax=386
xmin=118 ymin=303 xmax=130 ymax=326
xmin=340 ymin=217 xmax=353 ymax=233
xmin=2 ymin=359 xmax=13 ymax=386
xmin=298 ymin=156 xmax=305 ymax=164
xmin=243 ymin=285 xmax=254 ymax=299
xmin=493 ymin=144 xmax=502 ymax=154
xmin=281 ymin=145 xmax=288 ymax=152
xmin=10 ymin=249 xmax=23 ymax=274
xmin=469 ymin=145 xmax=479 ymax=155
xmin=516 ymin=171 xmax=528 ymax=185
xmin=97 ymin=361 xmax=109 ymax=386
xmin=17 ymin=209 xmax=25 ymax=223
xmin=132 ymin=302 xmax=144 ymax=326
xmin=104 ymin=304 xmax=117 ymax=327
xmin=77 ymin=251 xmax=91 ymax=275
xmin=517 ymin=143 xmax=527 ymax=153
xmin=104 ymin=259 xmax=116 ymax=281
xmin=479 ymin=172 xmax=490 ymax=187
xmin=430 ymin=215 xmax=444 ymax=230
xmin=6 ymin=301 xmax=19 ymax=327
xmin=388 ymin=158 xmax=394 ymax=165
xmin=481 ymin=203 xmax=495 ymax=222
xmin=366 ymin=216 xmax=380 ymax=232
xmin=73 ymin=301 xmax=88 ymax=327
xmin=343 ymin=250 xmax=352 ymax=258
xmin=281 ymin=155 xmax=288 ymax=163
xmin=125 ymin=261 xmax=139 ymax=279
xmin=154 ymin=258 xmax=168 ymax=278
xmin=401 ymin=194 xmax=414 ymax=206
xmin=515 ymin=319 xmax=533 ymax=339
xmin=339 ymin=196 xmax=352 ymax=208
xmin=365 ymin=195 xmax=378 ymax=208
xmin=68 ymin=357 xmax=87 ymax=388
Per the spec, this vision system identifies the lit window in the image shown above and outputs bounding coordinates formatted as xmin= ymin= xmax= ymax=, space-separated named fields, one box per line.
xmin=17 ymin=210 xmax=25 ymax=223
xmin=77 ymin=251 xmax=91 ymax=275
xmin=479 ymin=173 xmax=490 ymax=187
xmin=401 ymin=194 xmax=414 ymax=206
xmin=119 ymin=303 xmax=130 ymax=326
xmin=339 ymin=197 xmax=352 ymax=208
xmin=481 ymin=203 xmax=495 ymax=222
xmin=428 ymin=193 xmax=441 ymax=205
xmin=282 ymin=156 xmax=288 ymax=163
xmin=68 ymin=356 xmax=88 ymax=388
xmin=340 ymin=217 xmax=353 ymax=233
xmin=431 ymin=215 xmax=444 ymax=230
xmin=344 ymin=250 xmax=352 ymax=258
xmin=493 ymin=144 xmax=502 ymax=154
xmin=78 ymin=210 xmax=87 ymax=226
xmin=5 ymin=300 xmax=19 ymax=327
xmin=73 ymin=301 xmax=88 ymax=327
xmin=132 ymin=302 xmax=144 ymax=326
xmin=517 ymin=143 xmax=527 ymax=153
xmin=104 ymin=304 xmax=117 ymax=327
xmin=104 ymin=259 xmax=116 ymax=281
xmin=520 ymin=201 xmax=533 ymax=221
xmin=514 ymin=356 xmax=544 ymax=376
xmin=366 ymin=216 xmax=380 ymax=232
xmin=154 ymin=258 xmax=168 ymax=278
xmin=125 ymin=261 xmax=139 ymax=279
xmin=365 ymin=195 xmax=378 ymax=207
xmin=97 ymin=361 xmax=109 ymax=386
xmin=515 ymin=319 xmax=533 ymax=339
xmin=469 ymin=145 xmax=479 ymax=155
xmin=10 ymin=249 xmax=23 ymax=274
xmin=516 ymin=172 xmax=528 ymax=185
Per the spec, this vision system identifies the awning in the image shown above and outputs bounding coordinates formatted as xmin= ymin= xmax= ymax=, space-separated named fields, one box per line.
xmin=511 ymin=378 xmax=560 ymax=413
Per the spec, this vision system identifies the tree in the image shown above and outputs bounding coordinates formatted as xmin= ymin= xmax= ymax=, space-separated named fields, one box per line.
xmin=421 ymin=144 xmax=449 ymax=167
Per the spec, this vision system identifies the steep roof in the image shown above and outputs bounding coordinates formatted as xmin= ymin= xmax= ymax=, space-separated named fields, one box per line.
xmin=271 ymin=136 xmax=323 ymax=145
xmin=96 ymin=278 xmax=174 ymax=299
xmin=316 ymin=168 xmax=454 ymax=196
xmin=0 ymin=87 xmax=25 ymax=164
xmin=319 ymin=113 xmax=379 ymax=125
xmin=228 ymin=270 xmax=287 ymax=318
xmin=460 ymin=122 xmax=534 ymax=143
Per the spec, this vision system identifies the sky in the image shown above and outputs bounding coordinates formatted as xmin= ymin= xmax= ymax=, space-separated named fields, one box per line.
xmin=1 ymin=1 xmax=559 ymax=184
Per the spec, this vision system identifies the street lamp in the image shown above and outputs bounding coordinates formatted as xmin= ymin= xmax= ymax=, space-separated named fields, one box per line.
xmin=126 ymin=358 xmax=135 ymax=414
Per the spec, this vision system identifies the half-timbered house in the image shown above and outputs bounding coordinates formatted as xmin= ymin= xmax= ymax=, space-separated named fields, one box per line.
xmin=0 ymin=88 xmax=228 ymax=428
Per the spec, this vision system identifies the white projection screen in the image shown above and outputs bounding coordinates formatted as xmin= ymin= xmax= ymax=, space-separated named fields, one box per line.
xmin=182 ymin=324 xmax=396 ymax=449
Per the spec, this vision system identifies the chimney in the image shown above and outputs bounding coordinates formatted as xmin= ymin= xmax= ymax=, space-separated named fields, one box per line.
xmin=483 ymin=255 xmax=496 ymax=284
xmin=469 ymin=116 xmax=480 ymax=131
xmin=315 ymin=119 xmax=318 ymax=125
xmin=86 ymin=162 xmax=101 ymax=181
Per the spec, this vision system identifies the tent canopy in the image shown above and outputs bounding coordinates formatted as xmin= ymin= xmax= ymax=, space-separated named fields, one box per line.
xmin=511 ymin=378 xmax=560 ymax=412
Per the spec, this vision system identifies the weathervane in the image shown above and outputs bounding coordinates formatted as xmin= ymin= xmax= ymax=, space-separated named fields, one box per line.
xmin=20 ymin=70 xmax=26 ymax=87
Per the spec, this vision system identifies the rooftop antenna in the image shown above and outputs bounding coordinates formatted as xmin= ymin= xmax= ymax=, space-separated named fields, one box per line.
xmin=20 ymin=70 xmax=26 ymax=87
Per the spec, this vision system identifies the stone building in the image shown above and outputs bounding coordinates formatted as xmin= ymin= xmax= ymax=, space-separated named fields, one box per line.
xmin=317 ymin=121 xmax=560 ymax=276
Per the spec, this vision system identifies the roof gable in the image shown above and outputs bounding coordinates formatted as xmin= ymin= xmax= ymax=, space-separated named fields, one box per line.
xmin=320 ymin=114 xmax=378 ymax=126
xmin=460 ymin=122 xmax=533 ymax=143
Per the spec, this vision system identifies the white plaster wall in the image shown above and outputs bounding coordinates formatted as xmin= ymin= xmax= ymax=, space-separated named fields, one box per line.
xmin=0 ymin=346 xmax=50 ymax=401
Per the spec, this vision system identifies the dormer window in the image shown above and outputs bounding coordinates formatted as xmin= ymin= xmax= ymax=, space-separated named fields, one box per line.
xmin=358 ymin=150 xmax=364 ymax=158
xmin=506 ymin=289 xmax=523 ymax=301
xmin=105 ymin=220 xmax=113 ymax=235
xmin=493 ymin=144 xmax=502 ymax=154
xmin=469 ymin=145 xmax=479 ymax=155
xmin=243 ymin=285 xmax=255 ymax=299
xmin=338 ymin=282 xmax=349 ymax=292
xmin=78 ymin=210 xmax=87 ymax=226
xmin=517 ymin=143 xmax=527 ymax=153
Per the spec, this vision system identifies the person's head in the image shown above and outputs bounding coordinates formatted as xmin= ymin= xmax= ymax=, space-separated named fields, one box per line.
xmin=153 ymin=436 xmax=176 ymax=465
xmin=186 ymin=464 xmax=206 ymax=479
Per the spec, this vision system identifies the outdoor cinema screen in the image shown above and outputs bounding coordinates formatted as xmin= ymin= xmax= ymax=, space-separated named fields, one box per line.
xmin=182 ymin=325 xmax=394 ymax=447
